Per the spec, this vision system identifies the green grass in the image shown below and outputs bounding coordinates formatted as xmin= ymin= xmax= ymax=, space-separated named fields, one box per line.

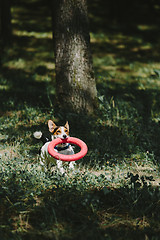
xmin=1 ymin=0 xmax=160 ymax=239
xmin=1 ymin=142 xmax=160 ymax=239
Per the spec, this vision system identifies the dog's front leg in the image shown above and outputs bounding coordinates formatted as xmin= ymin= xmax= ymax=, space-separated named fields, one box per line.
xmin=68 ymin=146 xmax=76 ymax=170
xmin=57 ymin=160 xmax=65 ymax=174
xmin=69 ymin=161 xmax=76 ymax=170
xmin=54 ymin=148 xmax=65 ymax=174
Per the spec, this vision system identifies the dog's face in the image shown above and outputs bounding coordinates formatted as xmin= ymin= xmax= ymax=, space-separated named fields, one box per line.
xmin=48 ymin=120 xmax=69 ymax=140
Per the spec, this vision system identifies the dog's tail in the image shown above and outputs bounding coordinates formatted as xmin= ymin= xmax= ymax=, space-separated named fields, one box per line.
xmin=33 ymin=131 xmax=42 ymax=139
xmin=33 ymin=131 xmax=51 ymax=144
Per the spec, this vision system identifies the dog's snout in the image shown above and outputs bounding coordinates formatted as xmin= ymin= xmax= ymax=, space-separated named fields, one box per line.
xmin=63 ymin=134 xmax=67 ymax=139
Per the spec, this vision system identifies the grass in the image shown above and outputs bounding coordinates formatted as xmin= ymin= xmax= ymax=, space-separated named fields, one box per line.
xmin=1 ymin=0 xmax=160 ymax=239
xmin=1 ymin=144 xmax=160 ymax=239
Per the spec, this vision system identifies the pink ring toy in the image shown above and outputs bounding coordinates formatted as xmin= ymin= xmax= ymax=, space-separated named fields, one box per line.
xmin=48 ymin=137 xmax=88 ymax=162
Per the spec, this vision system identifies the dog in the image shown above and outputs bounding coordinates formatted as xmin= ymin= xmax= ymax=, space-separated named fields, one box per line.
xmin=33 ymin=120 xmax=75 ymax=174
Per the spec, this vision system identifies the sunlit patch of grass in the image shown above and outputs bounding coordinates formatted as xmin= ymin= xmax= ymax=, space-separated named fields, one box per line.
xmin=3 ymin=58 xmax=27 ymax=69
xmin=137 ymin=24 xmax=159 ymax=31
xmin=0 ymin=85 xmax=10 ymax=91
xmin=13 ymin=29 xmax=52 ymax=39
xmin=0 ymin=142 xmax=21 ymax=160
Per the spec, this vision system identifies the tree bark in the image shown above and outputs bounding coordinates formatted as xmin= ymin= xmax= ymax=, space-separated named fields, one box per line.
xmin=52 ymin=0 xmax=97 ymax=114
xmin=0 ymin=0 xmax=12 ymax=43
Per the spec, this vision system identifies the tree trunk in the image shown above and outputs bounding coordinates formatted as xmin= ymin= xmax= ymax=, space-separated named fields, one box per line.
xmin=52 ymin=0 xmax=97 ymax=114
xmin=0 ymin=0 xmax=12 ymax=43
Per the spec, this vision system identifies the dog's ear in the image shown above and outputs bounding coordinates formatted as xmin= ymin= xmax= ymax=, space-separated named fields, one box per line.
xmin=48 ymin=120 xmax=57 ymax=133
xmin=64 ymin=121 xmax=69 ymax=131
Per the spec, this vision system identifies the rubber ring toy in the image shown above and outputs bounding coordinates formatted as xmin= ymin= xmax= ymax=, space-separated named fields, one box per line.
xmin=48 ymin=137 xmax=88 ymax=162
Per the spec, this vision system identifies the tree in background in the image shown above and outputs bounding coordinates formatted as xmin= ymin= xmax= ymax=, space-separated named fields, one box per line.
xmin=52 ymin=0 xmax=97 ymax=114
xmin=0 ymin=0 xmax=12 ymax=65
xmin=0 ymin=0 xmax=12 ymax=43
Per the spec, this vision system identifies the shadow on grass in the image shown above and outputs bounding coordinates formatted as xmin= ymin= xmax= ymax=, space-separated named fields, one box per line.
xmin=1 ymin=2 xmax=160 ymax=239
xmin=1 ymin=0 xmax=160 ymax=166
xmin=88 ymin=0 xmax=160 ymax=34
xmin=58 ymin=82 xmax=160 ymax=165
xmin=0 ymin=0 xmax=54 ymax=113
xmin=1 ymin=171 xmax=160 ymax=240
xmin=0 ymin=66 xmax=53 ymax=111
xmin=88 ymin=0 xmax=160 ymax=71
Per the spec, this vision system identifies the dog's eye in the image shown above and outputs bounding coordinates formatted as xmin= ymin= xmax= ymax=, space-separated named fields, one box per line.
xmin=65 ymin=129 xmax=68 ymax=133
xmin=56 ymin=130 xmax=61 ymax=134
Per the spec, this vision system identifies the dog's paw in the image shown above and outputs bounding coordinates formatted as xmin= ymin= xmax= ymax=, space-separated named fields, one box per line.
xmin=69 ymin=162 xmax=75 ymax=170
xmin=59 ymin=168 xmax=65 ymax=175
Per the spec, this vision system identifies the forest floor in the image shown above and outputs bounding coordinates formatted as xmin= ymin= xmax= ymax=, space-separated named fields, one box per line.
xmin=1 ymin=0 xmax=160 ymax=239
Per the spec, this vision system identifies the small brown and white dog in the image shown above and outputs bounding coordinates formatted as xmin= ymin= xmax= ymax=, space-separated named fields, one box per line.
xmin=33 ymin=120 xmax=75 ymax=174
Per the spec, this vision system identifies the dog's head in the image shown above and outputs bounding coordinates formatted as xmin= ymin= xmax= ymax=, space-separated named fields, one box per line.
xmin=48 ymin=120 xmax=69 ymax=140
